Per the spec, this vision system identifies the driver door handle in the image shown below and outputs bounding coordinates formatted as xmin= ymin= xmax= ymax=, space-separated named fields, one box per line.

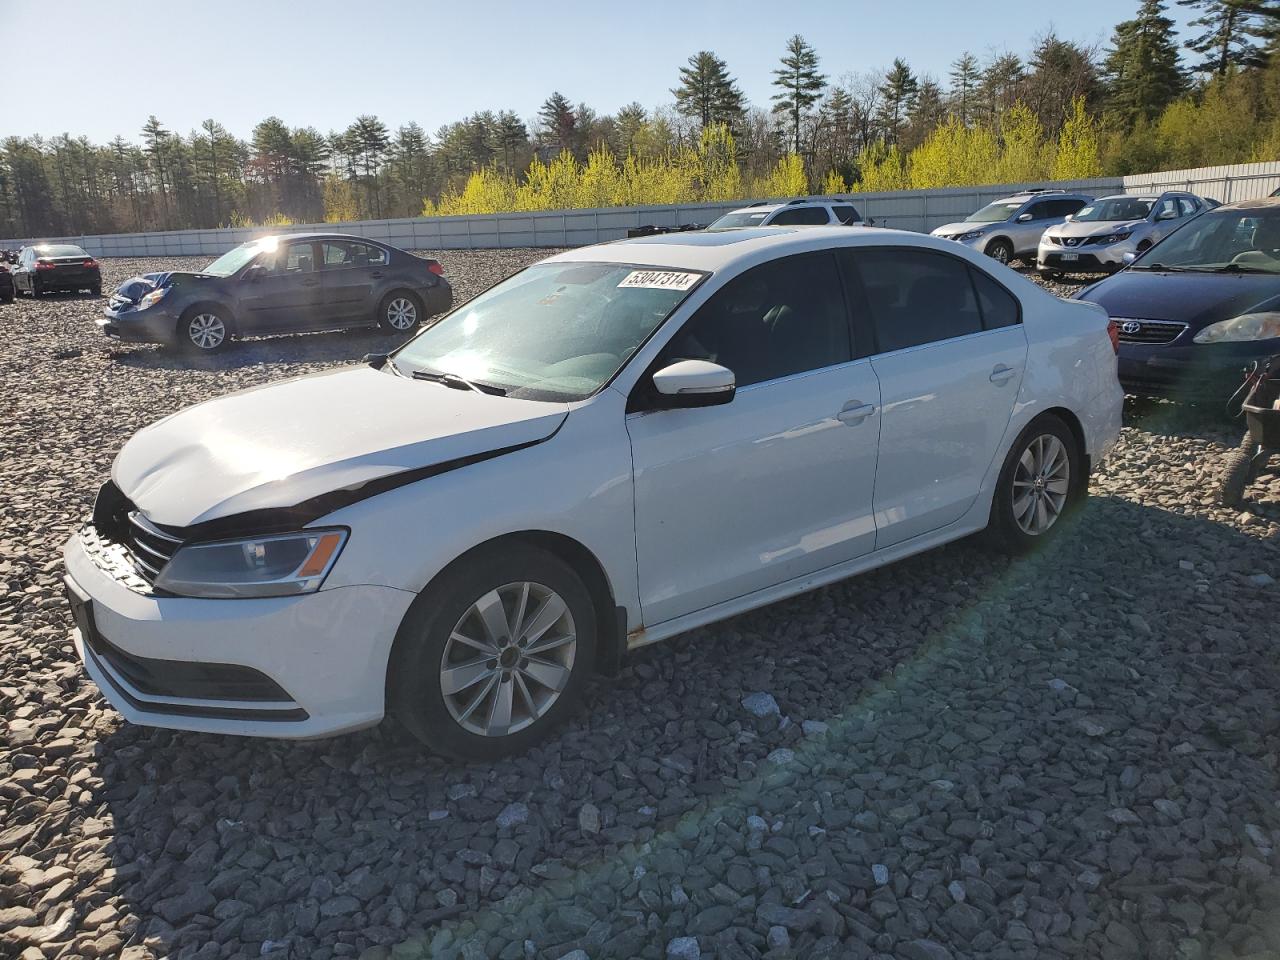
xmin=837 ymin=401 xmax=877 ymax=425
xmin=989 ymin=364 xmax=1017 ymax=385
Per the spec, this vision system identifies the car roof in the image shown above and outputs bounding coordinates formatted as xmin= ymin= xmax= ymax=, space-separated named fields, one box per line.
xmin=723 ymin=197 xmax=854 ymax=214
xmin=250 ymin=232 xmax=390 ymax=244
xmin=547 ymin=225 xmax=972 ymax=273
xmin=1220 ymin=196 xmax=1280 ymax=211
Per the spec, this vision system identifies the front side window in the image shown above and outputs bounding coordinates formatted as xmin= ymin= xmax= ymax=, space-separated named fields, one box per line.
xmin=1155 ymin=197 xmax=1180 ymax=221
xmin=1177 ymin=197 xmax=1200 ymax=217
xmin=656 ymin=252 xmax=851 ymax=388
xmin=394 ymin=261 xmax=703 ymax=401
xmin=1048 ymin=199 xmax=1087 ymax=217
xmin=322 ymin=240 xmax=387 ymax=267
xmin=770 ymin=206 xmax=831 ymax=226
xmin=1024 ymin=202 xmax=1053 ymax=221
xmin=850 ymin=249 xmax=984 ymax=352
xmin=266 ymin=242 xmax=316 ymax=274
xmin=1075 ymin=198 xmax=1155 ymax=222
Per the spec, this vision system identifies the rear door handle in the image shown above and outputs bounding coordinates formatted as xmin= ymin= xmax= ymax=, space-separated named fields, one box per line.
xmin=989 ymin=364 xmax=1017 ymax=385
xmin=837 ymin=401 xmax=877 ymax=425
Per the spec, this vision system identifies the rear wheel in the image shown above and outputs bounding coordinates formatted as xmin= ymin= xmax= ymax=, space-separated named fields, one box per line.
xmin=391 ymin=543 xmax=597 ymax=759
xmin=179 ymin=307 xmax=230 ymax=353
xmin=987 ymin=415 xmax=1083 ymax=553
xmin=985 ymin=238 xmax=1013 ymax=265
xmin=378 ymin=291 xmax=421 ymax=334
xmin=1219 ymin=435 xmax=1261 ymax=508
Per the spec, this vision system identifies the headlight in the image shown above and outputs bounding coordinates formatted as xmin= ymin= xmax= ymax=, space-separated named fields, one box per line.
xmin=1193 ymin=312 xmax=1280 ymax=344
xmin=1095 ymin=232 xmax=1132 ymax=245
xmin=153 ymin=529 xmax=348 ymax=599
xmin=958 ymin=230 xmax=984 ymax=241
xmin=138 ymin=286 xmax=171 ymax=308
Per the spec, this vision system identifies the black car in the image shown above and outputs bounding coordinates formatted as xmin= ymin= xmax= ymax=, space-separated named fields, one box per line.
xmin=0 ymin=261 xmax=14 ymax=303
xmin=1075 ymin=197 xmax=1280 ymax=399
xmin=13 ymin=243 xmax=102 ymax=296
xmin=100 ymin=233 xmax=452 ymax=352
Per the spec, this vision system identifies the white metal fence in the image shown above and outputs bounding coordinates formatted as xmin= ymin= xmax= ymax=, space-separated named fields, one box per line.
xmin=3 ymin=161 xmax=1277 ymax=258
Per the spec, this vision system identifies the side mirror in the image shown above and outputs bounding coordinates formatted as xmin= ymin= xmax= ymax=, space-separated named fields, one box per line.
xmin=651 ymin=360 xmax=735 ymax=408
xmin=1016 ymin=212 xmax=1033 ymax=222
xmin=243 ymin=264 xmax=265 ymax=282
xmin=1063 ymin=214 xmax=1074 ymax=223
xmin=1122 ymin=251 xmax=1137 ymax=265
xmin=1157 ymin=210 xmax=1178 ymax=221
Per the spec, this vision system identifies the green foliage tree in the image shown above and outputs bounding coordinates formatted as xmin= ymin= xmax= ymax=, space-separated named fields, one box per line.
xmin=877 ymin=59 xmax=919 ymax=144
xmin=1178 ymin=0 xmax=1279 ymax=75
xmin=538 ymin=92 xmax=577 ymax=155
xmin=771 ymin=35 xmax=827 ymax=154
xmin=949 ymin=52 xmax=982 ymax=124
xmin=1104 ymin=0 xmax=1187 ymax=124
xmin=673 ymin=51 xmax=746 ymax=132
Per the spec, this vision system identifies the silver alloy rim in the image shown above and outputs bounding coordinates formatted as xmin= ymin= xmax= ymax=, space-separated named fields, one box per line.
xmin=1012 ymin=434 xmax=1070 ymax=536
xmin=440 ymin=581 xmax=576 ymax=737
xmin=990 ymin=244 xmax=1010 ymax=264
xmin=386 ymin=297 xmax=417 ymax=329
xmin=188 ymin=313 xmax=225 ymax=349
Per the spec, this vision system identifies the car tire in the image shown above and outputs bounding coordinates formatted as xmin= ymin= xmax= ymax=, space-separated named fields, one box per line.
xmin=378 ymin=290 xmax=422 ymax=335
xmin=1219 ymin=435 xmax=1260 ymax=508
xmin=390 ymin=542 xmax=597 ymax=760
xmin=90 ymin=284 xmax=102 ymax=297
xmin=986 ymin=414 xmax=1085 ymax=554
xmin=1038 ymin=268 xmax=1064 ymax=281
xmin=985 ymin=238 xmax=1013 ymax=265
xmin=178 ymin=307 xmax=231 ymax=353
xmin=0 ymin=288 xmax=12 ymax=304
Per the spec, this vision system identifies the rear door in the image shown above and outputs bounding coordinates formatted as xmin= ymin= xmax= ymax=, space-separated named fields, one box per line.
xmin=238 ymin=240 xmax=323 ymax=333
xmin=319 ymin=239 xmax=387 ymax=324
xmin=843 ymin=247 xmax=1027 ymax=549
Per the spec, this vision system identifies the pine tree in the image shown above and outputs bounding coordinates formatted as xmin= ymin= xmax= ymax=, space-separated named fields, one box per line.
xmin=673 ymin=51 xmax=746 ymax=131
xmin=949 ymin=52 xmax=982 ymax=124
xmin=905 ymin=79 xmax=946 ymax=148
xmin=771 ymin=35 xmax=827 ymax=154
xmin=1178 ymin=0 xmax=1279 ymax=75
xmin=1104 ymin=0 xmax=1187 ymax=123
xmin=614 ymin=103 xmax=648 ymax=155
xmin=538 ymin=93 xmax=577 ymax=155
xmin=877 ymin=59 xmax=919 ymax=144
xmin=979 ymin=53 xmax=1026 ymax=122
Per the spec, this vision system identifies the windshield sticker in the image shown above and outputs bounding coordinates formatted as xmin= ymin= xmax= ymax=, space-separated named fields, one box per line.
xmin=617 ymin=270 xmax=701 ymax=291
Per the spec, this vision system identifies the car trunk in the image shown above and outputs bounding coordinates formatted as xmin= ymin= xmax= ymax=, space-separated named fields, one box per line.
xmin=39 ymin=256 xmax=98 ymax=285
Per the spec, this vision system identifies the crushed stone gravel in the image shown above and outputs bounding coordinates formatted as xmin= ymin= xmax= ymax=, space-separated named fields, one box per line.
xmin=2 ymin=253 xmax=1280 ymax=960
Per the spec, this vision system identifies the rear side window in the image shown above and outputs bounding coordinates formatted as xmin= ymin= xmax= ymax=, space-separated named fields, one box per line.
xmin=832 ymin=205 xmax=861 ymax=225
xmin=848 ymin=249 xmax=983 ymax=352
xmin=322 ymin=240 xmax=388 ymax=267
xmin=658 ymin=252 xmax=851 ymax=388
xmin=770 ymin=206 xmax=831 ymax=226
xmin=969 ymin=269 xmax=1020 ymax=329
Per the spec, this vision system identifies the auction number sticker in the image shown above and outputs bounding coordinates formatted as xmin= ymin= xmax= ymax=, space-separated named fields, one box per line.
xmin=617 ymin=270 xmax=701 ymax=291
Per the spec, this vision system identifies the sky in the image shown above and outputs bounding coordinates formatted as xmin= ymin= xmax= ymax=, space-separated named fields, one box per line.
xmin=4 ymin=0 xmax=1194 ymax=144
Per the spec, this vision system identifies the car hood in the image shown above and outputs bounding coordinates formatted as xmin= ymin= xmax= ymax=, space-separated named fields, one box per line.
xmin=931 ymin=222 xmax=988 ymax=236
xmin=1048 ymin=220 xmax=1146 ymax=240
xmin=113 ymin=366 xmax=569 ymax=527
xmin=1075 ymin=270 xmax=1280 ymax=329
xmin=110 ymin=271 xmax=219 ymax=304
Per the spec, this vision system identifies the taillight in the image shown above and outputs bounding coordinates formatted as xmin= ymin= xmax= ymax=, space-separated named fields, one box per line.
xmin=1107 ymin=320 xmax=1119 ymax=354
xmin=84 ymin=259 xmax=99 ymax=269
xmin=426 ymin=260 xmax=444 ymax=276
xmin=35 ymin=260 xmax=55 ymax=270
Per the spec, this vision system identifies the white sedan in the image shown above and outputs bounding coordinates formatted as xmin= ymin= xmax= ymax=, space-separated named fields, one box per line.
xmin=64 ymin=227 xmax=1123 ymax=759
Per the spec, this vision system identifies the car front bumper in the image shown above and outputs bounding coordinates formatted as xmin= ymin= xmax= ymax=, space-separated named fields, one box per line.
xmin=64 ymin=529 xmax=415 ymax=738
xmin=99 ymin=301 xmax=182 ymax=344
xmin=932 ymin=232 xmax=990 ymax=251
xmin=1038 ymin=238 xmax=1137 ymax=272
xmin=1117 ymin=341 xmax=1280 ymax=399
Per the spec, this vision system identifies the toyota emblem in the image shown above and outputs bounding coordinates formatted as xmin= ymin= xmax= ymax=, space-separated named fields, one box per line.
xmin=1120 ymin=321 xmax=1142 ymax=334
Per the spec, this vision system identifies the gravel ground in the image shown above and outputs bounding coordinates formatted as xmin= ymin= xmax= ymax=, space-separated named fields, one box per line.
xmin=2 ymin=253 xmax=1280 ymax=960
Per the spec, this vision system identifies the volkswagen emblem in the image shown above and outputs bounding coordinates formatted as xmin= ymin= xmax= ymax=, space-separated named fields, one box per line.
xmin=1120 ymin=321 xmax=1142 ymax=334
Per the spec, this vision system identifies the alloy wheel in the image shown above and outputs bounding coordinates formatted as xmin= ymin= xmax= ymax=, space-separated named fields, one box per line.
xmin=386 ymin=297 xmax=417 ymax=330
xmin=187 ymin=313 xmax=226 ymax=350
xmin=440 ymin=581 xmax=577 ymax=737
xmin=1012 ymin=434 xmax=1071 ymax=535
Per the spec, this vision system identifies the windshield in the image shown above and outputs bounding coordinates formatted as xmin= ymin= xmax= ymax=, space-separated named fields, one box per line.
xmin=37 ymin=244 xmax=89 ymax=258
xmin=1131 ymin=208 xmax=1280 ymax=274
xmin=707 ymin=211 xmax=771 ymax=230
xmin=202 ymin=238 xmax=276 ymax=277
xmin=392 ymin=261 xmax=705 ymax=401
xmin=965 ymin=201 xmax=1022 ymax=223
xmin=1075 ymin=198 xmax=1154 ymax=223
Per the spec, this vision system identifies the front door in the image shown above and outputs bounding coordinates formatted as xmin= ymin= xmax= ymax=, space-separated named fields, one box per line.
xmin=843 ymin=247 xmax=1028 ymax=549
xmin=238 ymin=240 xmax=322 ymax=333
xmin=627 ymin=251 xmax=881 ymax=626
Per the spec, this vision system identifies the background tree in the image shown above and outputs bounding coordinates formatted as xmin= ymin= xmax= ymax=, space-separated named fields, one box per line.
xmin=949 ymin=52 xmax=982 ymax=124
xmin=537 ymin=92 xmax=577 ymax=157
xmin=1105 ymin=0 xmax=1187 ymax=124
xmin=673 ymin=51 xmax=746 ymax=132
xmin=877 ymin=59 xmax=919 ymax=144
xmin=1178 ymin=0 xmax=1278 ymax=75
xmin=771 ymin=35 xmax=827 ymax=154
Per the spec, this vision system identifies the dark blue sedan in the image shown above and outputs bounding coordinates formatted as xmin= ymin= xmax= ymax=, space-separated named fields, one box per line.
xmin=1076 ymin=197 xmax=1280 ymax=399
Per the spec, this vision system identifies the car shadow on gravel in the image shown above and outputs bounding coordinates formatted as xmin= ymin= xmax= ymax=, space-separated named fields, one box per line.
xmin=108 ymin=328 xmax=415 ymax=372
xmin=84 ymin=493 xmax=1280 ymax=960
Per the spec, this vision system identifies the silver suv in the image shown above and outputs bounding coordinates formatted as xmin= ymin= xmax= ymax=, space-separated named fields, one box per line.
xmin=1038 ymin=191 xmax=1213 ymax=276
xmin=931 ymin=190 xmax=1092 ymax=265
xmin=707 ymin=198 xmax=865 ymax=230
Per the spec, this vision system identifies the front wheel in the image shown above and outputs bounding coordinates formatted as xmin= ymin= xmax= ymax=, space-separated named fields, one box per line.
xmin=985 ymin=238 xmax=1013 ymax=265
xmin=391 ymin=543 xmax=596 ymax=759
xmin=179 ymin=308 xmax=230 ymax=352
xmin=1219 ymin=435 xmax=1261 ymax=508
xmin=378 ymin=291 xmax=421 ymax=334
xmin=987 ymin=415 xmax=1084 ymax=553
xmin=1038 ymin=268 xmax=1064 ymax=282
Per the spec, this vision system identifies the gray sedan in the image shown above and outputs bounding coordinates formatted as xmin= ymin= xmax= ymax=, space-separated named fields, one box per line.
xmin=99 ymin=233 xmax=453 ymax=352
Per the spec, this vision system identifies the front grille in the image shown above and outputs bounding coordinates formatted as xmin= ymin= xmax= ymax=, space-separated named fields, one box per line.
xmin=1114 ymin=318 xmax=1188 ymax=345
xmin=90 ymin=480 xmax=184 ymax=587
